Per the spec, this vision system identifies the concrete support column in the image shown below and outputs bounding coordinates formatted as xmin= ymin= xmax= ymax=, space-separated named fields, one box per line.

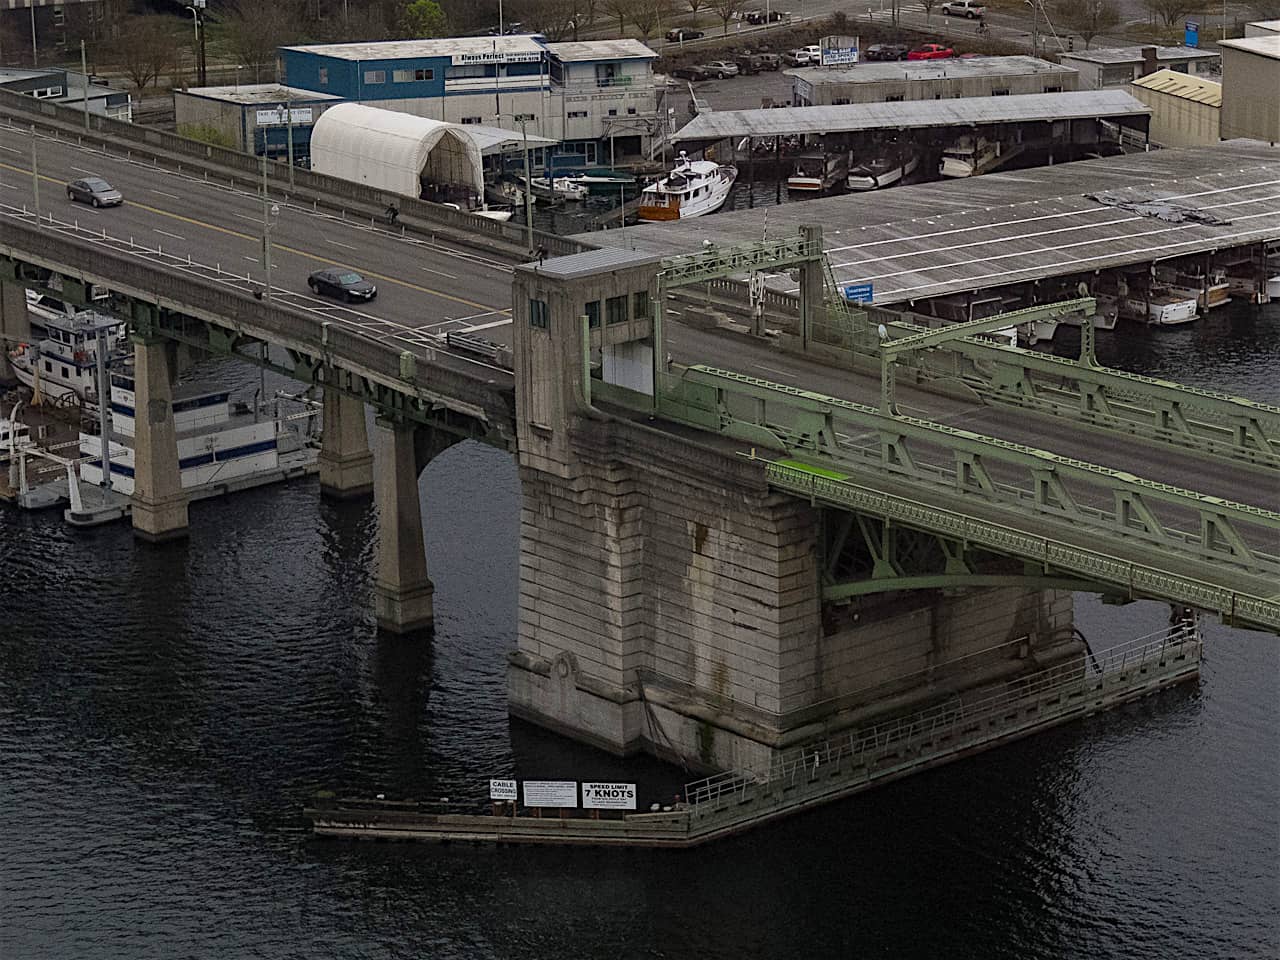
xmin=130 ymin=335 xmax=188 ymax=542
xmin=318 ymin=387 xmax=373 ymax=499
xmin=373 ymin=417 xmax=434 ymax=634
xmin=0 ymin=281 xmax=31 ymax=385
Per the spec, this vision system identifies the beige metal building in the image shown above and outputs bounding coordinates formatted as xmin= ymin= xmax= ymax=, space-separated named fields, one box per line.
xmin=789 ymin=56 xmax=1077 ymax=107
xmin=1219 ymin=35 xmax=1280 ymax=145
xmin=1129 ymin=69 xmax=1220 ymax=148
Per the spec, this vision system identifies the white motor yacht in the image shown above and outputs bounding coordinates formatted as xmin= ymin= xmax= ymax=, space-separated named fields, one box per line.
xmin=1124 ymin=286 xmax=1199 ymax=326
xmin=637 ymin=152 xmax=737 ymax=222
xmin=847 ymin=148 xmax=919 ymax=191
xmin=786 ymin=151 xmax=849 ymax=195
xmin=939 ymin=136 xmax=1001 ymax=178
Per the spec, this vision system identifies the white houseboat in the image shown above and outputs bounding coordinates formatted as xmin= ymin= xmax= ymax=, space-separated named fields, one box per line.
xmin=8 ymin=311 xmax=128 ymax=406
xmin=637 ymin=152 xmax=737 ymax=222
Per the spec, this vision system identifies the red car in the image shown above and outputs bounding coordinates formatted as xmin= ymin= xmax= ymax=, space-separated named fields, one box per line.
xmin=907 ymin=43 xmax=956 ymax=60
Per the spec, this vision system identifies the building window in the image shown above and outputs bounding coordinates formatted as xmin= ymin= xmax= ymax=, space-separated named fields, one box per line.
xmin=627 ymin=106 xmax=636 ymax=115
xmin=61 ymin=366 xmax=70 ymax=379
xmin=529 ymin=298 xmax=549 ymax=329
xmin=832 ymin=97 xmax=849 ymax=105
xmin=633 ymin=290 xmax=650 ymax=320
xmin=585 ymin=300 xmax=601 ymax=329
xmin=364 ymin=70 xmax=386 ymax=84
xmin=514 ymin=112 xmax=535 ymax=122
xmin=607 ymin=108 xmax=618 ymax=116
xmin=991 ymin=88 xmax=1010 ymax=96
xmin=606 ymin=295 xmax=627 ymax=325
xmin=1043 ymin=85 xmax=1061 ymax=93
xmin=461 ymin=116 xmax=482 ymax=124
xmin=884 ymin=94 xmax=904 ymax=102
xmin=567 ymin=110 xmax=587 ymax=118
xmin=44 ymin=360 xmax=52 ymax=373
xmin=318 ymin=67 xmax=328 ymax=85
xmin=447 ymin=64 xmax=491 ymax=79
xmin=393 ymin=68 xmax=435 ymax=82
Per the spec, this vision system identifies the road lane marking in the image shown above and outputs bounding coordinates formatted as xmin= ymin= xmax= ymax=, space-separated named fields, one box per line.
xmin=0 ymin=158 xmax=510 ymax=314
xmin=150 ymin=189 xmax=181 ymax=200
xmin=325 ymin=238 xmax=357 ymax=250
xmin=751 ymin=363 xmax=791 ymax=377
xmin=420 ymin=265 xmax=458 ymax=279
xmin=244 ymin=256 xmax=259 ymax=263
xmin=155 ymin=228 xmax=185 ymax=240
xmin=70 ymin=165 xmax=97 ymax=175
xmin=458 ymin=318 xmax=512 ymax=333
xmin=0 ymin=145 xmax=21 ymax=155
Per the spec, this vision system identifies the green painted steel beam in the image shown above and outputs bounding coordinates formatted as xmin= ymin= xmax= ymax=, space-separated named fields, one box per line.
xmin=765 ymin=457 xmax=1280 ymax=632
xmin=823 ymin=573 xmax=1111 ymax=601
xmin=659 ymin=233 xmax=822 ymax=287
xmin=881 ymin=298 xmax=1097 ymax=357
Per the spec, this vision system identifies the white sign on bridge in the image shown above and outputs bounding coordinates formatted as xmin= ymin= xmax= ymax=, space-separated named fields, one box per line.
xmin=582 ymin=782 xmax=637 ymax=810
xmin=523 ymin=780 xmax=578 ymax=808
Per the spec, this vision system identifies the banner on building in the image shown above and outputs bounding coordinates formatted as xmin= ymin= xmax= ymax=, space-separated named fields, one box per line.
xmin=255 ymin=107 xmax=313 ymax=127
xmin=820 ymin=35 xmax=860 ymax=66
xmin=581 ymin=782 xmax=637 ymax=810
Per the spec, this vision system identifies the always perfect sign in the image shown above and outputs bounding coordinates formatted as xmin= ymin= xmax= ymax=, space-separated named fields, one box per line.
xmin=581 ymin=782 xmax=637 ymax=810
xmin=523 ymin=780 xmax=578 ymax=807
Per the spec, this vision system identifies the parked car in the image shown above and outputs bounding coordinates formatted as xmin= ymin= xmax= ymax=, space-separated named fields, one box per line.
xmin=907 ymin=43 xmax=956 ymax=60
xmin=671 ymin=64 xmax=713 ymax=80
xmin=307 ymin=268 xmax=377 ymax=302
xmin=735 ymin=52 xmax=782 ymax=73
xmin=941 ymin=0 xmax=986 ymax=17
xmin=666 ymin=27 xmax=705 ymax=41
xmin=783 ymin=45 xmax=820 ymax=66
xmin=744 ymin=9 xmax=784 ymax=23
xmin=66 ymin=176 xmax=123 ymax=207
xmin=703 ymin=60 xmax=740 ymax=78
xmin=865 ymin=42 xmax=910 ymax=61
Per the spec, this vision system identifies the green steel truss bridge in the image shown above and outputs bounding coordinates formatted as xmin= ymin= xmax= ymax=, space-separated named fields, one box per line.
xmin=3 ymin=217 xmax=1277 ymax=633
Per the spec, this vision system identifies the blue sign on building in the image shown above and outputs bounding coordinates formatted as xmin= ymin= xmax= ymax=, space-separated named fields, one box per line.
xmin=843 ymin=282 xmax=874 ymax=304
xmin=1185 ymin=19 xmax=1199 ymax=48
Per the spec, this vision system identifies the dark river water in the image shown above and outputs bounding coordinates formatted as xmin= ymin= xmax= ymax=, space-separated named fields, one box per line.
xmin=2 ymin=305 xmax=1278 ymax=958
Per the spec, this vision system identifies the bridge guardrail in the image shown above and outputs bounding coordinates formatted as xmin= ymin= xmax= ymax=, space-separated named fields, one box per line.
xmin=0 ymin=89 xmax=588 ymax=260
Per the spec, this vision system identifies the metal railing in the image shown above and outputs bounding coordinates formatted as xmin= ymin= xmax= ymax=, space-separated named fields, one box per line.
xmin=684 ymin=623 xmax=1201 ymax=813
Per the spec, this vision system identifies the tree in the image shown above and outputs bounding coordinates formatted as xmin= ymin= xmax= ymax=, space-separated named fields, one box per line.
xmin=687 ymin=0 xmax=706 ymax=15
xmin=920 ymin=0 xmax=938 ymax=22
xmin=706 ymin=0 xmax=746 ymax=35
xmin=226 ymin=1 xmax=307 ymax=82
xmin=401 ymin=0 xmax=449 ymax=35
xmin=1248 ymin=0 xmax=1280 ymax=16
xmin=632 ymin=0 xmax=673 ymax=40
xmin=601 ymin=0 xmax=630 ymax=33
xmin=514 ymin=0 xmax=582 ymax=39
xmin=113 ymin=16 xmax=180 ymax=90
xmin=1052 ymin=0 xmax=1121 ymax=49
xmin=1139 ymin=0 xmax=1200 ymax=28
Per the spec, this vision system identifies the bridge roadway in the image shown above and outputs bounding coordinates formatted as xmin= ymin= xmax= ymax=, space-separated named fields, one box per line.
xmin=0 ymin=125 xmax=1275 ymax=524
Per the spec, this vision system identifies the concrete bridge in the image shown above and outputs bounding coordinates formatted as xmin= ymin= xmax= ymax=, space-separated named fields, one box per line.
xmin=1 ymin=96 xmax=1277 ymax=782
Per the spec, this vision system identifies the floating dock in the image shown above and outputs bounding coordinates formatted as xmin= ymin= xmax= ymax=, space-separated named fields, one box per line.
xmin=306 ymin=624 xmax=1202 ymax=848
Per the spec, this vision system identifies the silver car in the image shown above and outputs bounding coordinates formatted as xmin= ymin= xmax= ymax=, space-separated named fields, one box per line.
xmin=66 ymin=176 xmax=123 ymax=207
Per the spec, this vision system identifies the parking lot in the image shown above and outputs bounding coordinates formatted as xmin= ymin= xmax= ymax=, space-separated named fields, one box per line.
xmin=660 ymin=68 xmax=797 ymax=137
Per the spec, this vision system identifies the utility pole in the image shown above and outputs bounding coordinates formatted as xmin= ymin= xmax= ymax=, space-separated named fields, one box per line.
xmin=80 ymin=40 xmax=91 ymax=131
xmin=30 ymin=5 xmax=38 ymax=67
xmin=282 ymin=100 xmax=296 ymax=189
xmin=519 ymin=117 xmax=533 ymax=250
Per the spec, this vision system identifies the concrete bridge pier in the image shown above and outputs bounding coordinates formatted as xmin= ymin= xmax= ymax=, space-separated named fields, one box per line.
xmin=0 ymin=281 xmax=30 ymax=384
xmin=130 ymin=335 xmax=189 ymax=542
xmin=372 ymin=416 xmax=434 ymax=634
xmin=318 ymin=388 xmax=374 ymax=499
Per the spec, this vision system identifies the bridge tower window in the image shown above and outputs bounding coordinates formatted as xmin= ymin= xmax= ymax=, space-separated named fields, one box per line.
xmin=529 ymin=298 xmax=549 ymax=329
xmin=585 ymin=300 xmax=601 ymax=329
xmin=605 ymin=295 xmax=627 ymax=325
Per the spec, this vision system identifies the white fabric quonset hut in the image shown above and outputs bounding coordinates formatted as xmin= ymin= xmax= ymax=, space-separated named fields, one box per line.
xmin=309 ymin=102 xmax=484 ymax=200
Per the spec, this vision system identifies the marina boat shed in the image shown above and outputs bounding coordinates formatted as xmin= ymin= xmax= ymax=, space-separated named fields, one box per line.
xmin=587 ymin=141 xmax=1280 ymax=307
xmin=673 ymin=90 xmax=1151 ymax=150
xmin=309 ymin=102 xmax=485 ymax=203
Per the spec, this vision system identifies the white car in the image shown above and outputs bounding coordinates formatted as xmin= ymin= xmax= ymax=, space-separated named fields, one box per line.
xmin=784 ymin=45 xmax=821 ymax=66
xmin=704 ymin=60 xmax=741 ymax=78
xmin=942 ymin=0 xmax=987 ymax=17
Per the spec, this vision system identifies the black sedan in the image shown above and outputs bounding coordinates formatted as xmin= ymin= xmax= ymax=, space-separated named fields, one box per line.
xmin=307 ymin=268 xmax=377 ymax=302
xmin=66 ymin=176 xmax=123 ymax=207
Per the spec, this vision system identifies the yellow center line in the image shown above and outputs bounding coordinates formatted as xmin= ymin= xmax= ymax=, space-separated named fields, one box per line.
xmin=0 ymin=159 xmax=510 ymax=315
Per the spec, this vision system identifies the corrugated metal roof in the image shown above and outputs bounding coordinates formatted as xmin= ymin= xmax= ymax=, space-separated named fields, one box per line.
xmin=581 ymin=142 xmax=1280 ymax=307
xmin=545 ymin=39 xmax=657 ymax=61
xmin=1220 ymin=35 xmax=1280 ymax=59
xmin=786 ymin=55 xmax=1072 ymax=85
xmin=1130 ymin=69 xmax=1222 ymax=107
xmin=675 ymin=91 xmax=1150 ymax=142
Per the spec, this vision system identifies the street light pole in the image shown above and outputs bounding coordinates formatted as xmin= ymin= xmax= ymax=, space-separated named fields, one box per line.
xmin=30 ymin=5 xmax=38 ymax=67
xmin=81 ymin=40 xmax=91 ymax=132
xmin=261 ymin=155 xmax=278 ymax=302
xmin=30 ymin=126 xmax=41 ymax=227
xmin=281 ymin=100 xmax=295 ymax=189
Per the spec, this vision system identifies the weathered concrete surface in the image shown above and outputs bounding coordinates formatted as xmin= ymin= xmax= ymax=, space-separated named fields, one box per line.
xmin=373 ymin=417 xmax=434 ymax=634
xmin=318 ymin=387 xmax=373 ymax=499
xmin=0 ymin=281 xmax=30 ymax=384
xmin=130 ymin=336 xmax=189 ymax=542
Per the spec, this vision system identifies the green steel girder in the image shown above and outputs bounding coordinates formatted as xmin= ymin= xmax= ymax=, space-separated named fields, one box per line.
xmin=773 ymin=457 xmax=1280 ymax=633
xmin=880 ymin=298 xmax=1097 ymax=358
xmin=871 ymin=307 xmax=1280 ymax=469
xmin=659 ymin=233 xmax=823 ymax=287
